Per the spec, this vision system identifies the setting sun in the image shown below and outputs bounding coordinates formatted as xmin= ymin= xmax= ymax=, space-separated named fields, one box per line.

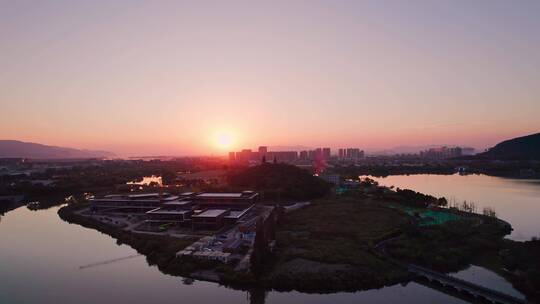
xmin=215 ymin=132 xmax=234 ymax=150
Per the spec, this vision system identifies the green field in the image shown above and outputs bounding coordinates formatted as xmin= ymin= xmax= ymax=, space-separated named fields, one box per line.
xmin=264 ymin=197 xmax=411 ymax=291
xmin=395 ymin=206 xmax=462 ymax=226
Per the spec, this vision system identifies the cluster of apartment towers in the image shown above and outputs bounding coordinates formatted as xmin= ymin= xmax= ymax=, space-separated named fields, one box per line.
xmin=229 ymin=146 xmax=365 ymax=163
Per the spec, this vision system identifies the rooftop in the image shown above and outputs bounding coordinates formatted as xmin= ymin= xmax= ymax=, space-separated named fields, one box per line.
xmin=192 ymin=209 xmax=228 ymax=218
xmin=162 ymin=200 xmax=192 ymax=206
xmin=129 ymin=193 xmax=162 ymax=198
xmin=196 ymin=193 xmax=243 ymax=198
xmin=162 ymin=195 xmax=180 ymax=201
xmin=224 ymin=205 xmax=254 ymax=219
xmin=146 ymin=207 xmax=191 ymax=215
xmin=195 ymin=191 xmax=259 ymax=199
xmin=95 ymin=193 xmax=176 ymax=201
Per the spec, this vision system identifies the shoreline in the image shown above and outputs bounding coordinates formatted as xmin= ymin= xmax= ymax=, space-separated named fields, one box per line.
xmin=57 ymin=201 xmax=413 ymax=293
xmin=55 ymin=178 xmax=538 ymax=303
xmin=56 ymin=197 xmax=529 ymax=299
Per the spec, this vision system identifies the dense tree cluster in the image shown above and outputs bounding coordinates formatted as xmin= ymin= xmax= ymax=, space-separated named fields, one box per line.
xmin=503 ymin=239 xmax=540 ymax=301
xmin=332 ymin=164 xmax=455 ymax=178
xmin=394 ymin=188 xmax=447 ymax=208
xmin=228 ymin=163 xmax=332 ymax=200
xmin=250 ymin=208 xmax=278 ymax=276
xmin=0 ymin=158 xmax=229 ymax=197
xmin=388 ymin=218 xmax=509 ymax=272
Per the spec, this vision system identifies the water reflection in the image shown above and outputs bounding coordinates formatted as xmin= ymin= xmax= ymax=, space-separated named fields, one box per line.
xmin=126 ymin=175 xmax=163 ymax=186
xmin=451 ymin=266 xmax=524 ymax=299
xmin=0 ymin=206 xmax=473 ymax=304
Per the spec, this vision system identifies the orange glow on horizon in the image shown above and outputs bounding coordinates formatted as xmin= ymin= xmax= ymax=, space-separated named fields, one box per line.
xmin=2 ymin=2 xmax=540 ymax=157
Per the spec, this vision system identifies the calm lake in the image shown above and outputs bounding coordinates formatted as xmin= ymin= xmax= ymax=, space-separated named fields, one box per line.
xmin=1 ymin=173 xmax=533 ymax=303
xmin=366 ymin=173 xmax=540 ymax=241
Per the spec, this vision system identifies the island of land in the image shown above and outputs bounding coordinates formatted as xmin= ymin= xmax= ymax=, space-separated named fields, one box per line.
xmin=54 ymin=163 xmax=540 ymax=303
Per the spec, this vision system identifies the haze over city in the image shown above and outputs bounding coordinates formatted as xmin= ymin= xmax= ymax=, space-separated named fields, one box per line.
xmin=2 ymin=1 xmax=540 ymax=156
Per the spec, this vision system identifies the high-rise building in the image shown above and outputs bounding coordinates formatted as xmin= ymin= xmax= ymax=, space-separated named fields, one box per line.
xmin=338 ymin=148 xmax=345 ymax=159
xmin=258 ymin=146 xmax=268 ymax=154
xmin=299 ymin=150 xmax=308 ymax=160
xmin=266 ymin=151 xmax=298 ymax=162
xmin=345 ymin=148 xmax=353 ymax=159
xmin=339 ymin=148 xmax=363 ymax=161
xmin=314 ymin=148 xmax=322 ymax=159
xmin=228 ymin=152 xmax=236 ymax=161
xmin=258 ymin=146 xmax=268 ymax=162
xmin=236 ymin=149 xmax=253 ymax=162
xmin=322 ymin=148 xmax=331 ymax=160
xmin=420 ymin=146 xmax=463 ymax=159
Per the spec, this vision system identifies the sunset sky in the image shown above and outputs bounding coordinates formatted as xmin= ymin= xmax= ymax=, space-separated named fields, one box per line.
xmin=1 ymin=1 xmax=540 ymax=156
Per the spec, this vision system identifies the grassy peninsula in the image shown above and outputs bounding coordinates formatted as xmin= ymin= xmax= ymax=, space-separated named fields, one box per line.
xmin=56 ymin=164 xmax=540 ymax=302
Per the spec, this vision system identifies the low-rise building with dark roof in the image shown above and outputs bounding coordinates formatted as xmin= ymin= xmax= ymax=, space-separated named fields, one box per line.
xmin=193 ymin=191 xmax=259 ymax=207
xmin=191 ymin=209 xmax=228 ymax=230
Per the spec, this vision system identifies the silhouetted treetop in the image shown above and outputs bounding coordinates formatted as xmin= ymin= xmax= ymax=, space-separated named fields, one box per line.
xmin=228 ymin=163 xmax=331 ymax=200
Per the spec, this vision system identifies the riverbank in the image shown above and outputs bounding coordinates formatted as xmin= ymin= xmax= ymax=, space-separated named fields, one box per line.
xmin=57 ymin=198 xmax=414 ymax=293
xmin=57 ymin=190 xmax=539 ymax=302
xmin=331 ymin=162 xmax=540 ymax=180
xmin=58 ymin=204 xmax=205 ymax=275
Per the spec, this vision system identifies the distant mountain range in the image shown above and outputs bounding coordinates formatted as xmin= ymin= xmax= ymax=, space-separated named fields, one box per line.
xmin=0 ymin=140 xmax=115 ymax=159
xmin=476 ymin=132 xmax=540 ymax=160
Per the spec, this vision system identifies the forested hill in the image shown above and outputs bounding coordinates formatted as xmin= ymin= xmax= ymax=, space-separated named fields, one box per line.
xmin=477 ymin=133 xmax=540 ymax=160
xmin=228 ymin=163 xmax=332 ymax=200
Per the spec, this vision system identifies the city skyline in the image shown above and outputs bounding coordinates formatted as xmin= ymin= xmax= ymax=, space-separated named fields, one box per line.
xmin=2 ymin=1 xmax=540 ymax=156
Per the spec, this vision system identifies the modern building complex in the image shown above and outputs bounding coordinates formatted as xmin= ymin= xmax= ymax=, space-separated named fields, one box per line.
xmin=85 ymin=189 xmax=277 ymax=267
xmin=146 ymin=200 xmax=194 ymax=223
xmin=90 ymin=193 xmax=179 ymax=212
xmin=195 ymin=191 xmax=259 ymax=208
xmin=90 ymin=191 xmax=260 ymax=231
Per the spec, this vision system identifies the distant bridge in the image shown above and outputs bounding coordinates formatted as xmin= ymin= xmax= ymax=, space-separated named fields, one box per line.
xmin=373 ymin=229 xmax=527 ymax=304
xmin=409 ymin=264 xmax=527 ymax=304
